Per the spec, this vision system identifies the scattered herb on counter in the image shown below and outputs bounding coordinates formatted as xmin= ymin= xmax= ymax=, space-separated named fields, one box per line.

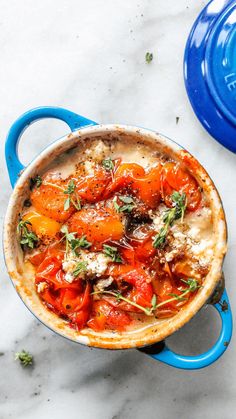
xmin=15 ymin=350 xmax=33 ymax=367
xmin=145 ymin=52 xmax=153 ymax=63
xmin=153 ymin=191 xmax=187 ymax=248
xmin=102 ymin=158 xmax=114 ymax=172
xmin=30 ymin=175 xmax=42 ymax=190
xmin=17 ymin=220 xmax=38 ymax=249
xmin=103 ymin=244 xmax=122 ymax=263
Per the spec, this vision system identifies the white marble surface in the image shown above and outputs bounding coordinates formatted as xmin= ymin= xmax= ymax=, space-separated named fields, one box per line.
xmin=0 ymin=0 xmax=236 ymax=418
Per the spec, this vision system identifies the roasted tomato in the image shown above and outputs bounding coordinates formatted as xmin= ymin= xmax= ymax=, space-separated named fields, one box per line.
xmin=76 ymin=167 xmax=111 ymax=203
xmin=67 ymin=283 xmax=91 ymax=330
xmin=161 ymin=162 xmax=201 ymax=211
xmin=31 ymin=178 xmax=76 ymax=222
xmin=35 ymin=246 xmax=80 ymax=290
xmin=106 ymin=268 xmax=154 ymax=313
xmin=105 ymin=163 xmax=161 ymax=209
xmin=131 ymin=165 xmax=162 ymax=209
xmin=88 ymin=300 xmax=131 ymax=332
xmin=104 ymin=163 xmax=145 ymax=196
xmin=133 ymin=235 xmax=156 ymax=262
xmin=23 ymin=211 xmax=61 ymax=242
xmin=67 ymin=207 xmax=124 ymax=246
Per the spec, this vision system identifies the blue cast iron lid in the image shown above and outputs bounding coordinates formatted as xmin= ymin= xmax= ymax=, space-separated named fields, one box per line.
xmin=184 ymin=0 xmax=236 ymax=153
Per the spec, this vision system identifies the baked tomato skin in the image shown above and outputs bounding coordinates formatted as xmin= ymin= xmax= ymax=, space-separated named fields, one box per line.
xmin=105 ymin=268 xmax=154 ymax=313
xmin=104 ymin=163 xmax=145 ymax=197
xmin=133 ymin=235 xmax=156 ymax=262
xmin=23 ymin=211 xmax=61 ymax=242
xmin=105 ymin=163 xmax=161 ymax=209
xmin=131 ymin=165 xmax=162 ymax=209
xmin=67 ymin=207 xmax=124 ymax=246
xmin=31 ymin=178 xmax=76 ymax=222
xmin=87 ymin=300 xmax=131 ymax=332
xmin=161 ymin=162 xmax=201 ymax=211
xmin=75 ymin=167 xmax=111 ymax=203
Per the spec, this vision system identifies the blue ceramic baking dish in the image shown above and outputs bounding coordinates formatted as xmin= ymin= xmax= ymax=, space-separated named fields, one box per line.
xmin=3 ymin=106 xmax=233 ymax=370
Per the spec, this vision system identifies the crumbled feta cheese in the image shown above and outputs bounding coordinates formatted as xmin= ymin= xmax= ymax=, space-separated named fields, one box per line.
xmin=85 ymin=140 xmax=109 ymax=161
xmin=190 ymin=239 xmax=214 ymax=265
xmin=62 ymin=250 xmax=111 ymax=282
xmin=37 ymin=282 xmax=47 ymax=293
xmin=151 ymin=203 xmax=214 ymax=267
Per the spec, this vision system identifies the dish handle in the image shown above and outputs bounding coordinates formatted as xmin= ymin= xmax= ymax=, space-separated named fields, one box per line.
xmin=139 ymin=289 xmax=232 ymax=370
xmin=5 ymin=106 xmax=97 ymax=187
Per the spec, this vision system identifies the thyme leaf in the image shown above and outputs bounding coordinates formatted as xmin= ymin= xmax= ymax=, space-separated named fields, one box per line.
xmin=70 ymin=236 xmax=92 ymax=254
xmin=17 ymin=220 xmax=38 ymax=249
xmin=64 ymin=197 xmax=71 ymax=211
xmin=153 ymin=191 xmax=186 ymax=248
xmin=113 ymin=196 xmax=136 ymax=213
xmin=103 ymin=244 xmax=122 ymax=263
xmin=92 ymin=290 xmax=153 ymax=316
xmin=60 ymin=226 xmax=91 ymax=256
xmin=15 ymin=350 xmax=33 ymax=367
xmin=73 ymin=261 xmax=88 ymax=277
xmin=145 ymin=52 xmax=153 ymax=63
xmin=102 ymin=158 xmax=114 ymax=172
xmin=92 ymin=278 xmax=201 ymax=316
xmin=63 ymin=180 xmax=81 ymax=211
xmin=63 ymin=179 xmax=76 ymax=195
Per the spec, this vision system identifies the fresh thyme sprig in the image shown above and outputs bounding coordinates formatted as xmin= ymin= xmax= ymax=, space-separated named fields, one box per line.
xmin=73 ymin=261 xmax=88 ymax=277
xmin=92 ymin=290 xmax=154 ymax=316
xmin=92 ymin=279 xmax=200 ymax=316
xmin=17 ymin=220 xmax=38 ymax=249
xmin=103 ymin=244 xmax=122 ymax=263
xmin=15 ymin=350 xmax=33 ymax=367
xmin=158 ymin=278 xmax=201 ymax=308
xmin=63 ymin=180 xmax=81 ymax=211
xmin=60 ymin=226 xmax=91 ymax=256
xmin=153 ymin=191 xmax=187 ymax=249
xmin=113 ymin=195 xmax=136 ymax=213
xmin=102 ymin=158 xmax=114 ymax=172
xmin=60 ymin=225 xmax=76 ymax=255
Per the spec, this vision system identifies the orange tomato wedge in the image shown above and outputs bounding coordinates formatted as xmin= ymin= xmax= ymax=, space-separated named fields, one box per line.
xmin=67 ymin=207 xmax=124 ymax=245
xmin=30 ymin=179 xmax=76 ymax=222
xmin=23 ymin=211 xmax=61 ymax=240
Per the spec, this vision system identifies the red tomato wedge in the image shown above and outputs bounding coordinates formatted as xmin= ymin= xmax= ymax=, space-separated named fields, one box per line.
xmin=88 ymin=300 xmax=131 ymax=332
